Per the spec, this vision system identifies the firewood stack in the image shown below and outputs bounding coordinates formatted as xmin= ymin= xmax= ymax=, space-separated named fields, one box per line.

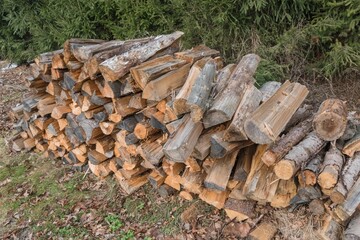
xmin=10 ymin=31 xmax=360 ymax=238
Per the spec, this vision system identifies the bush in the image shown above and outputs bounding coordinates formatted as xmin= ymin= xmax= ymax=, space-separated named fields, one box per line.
xmin=0 ymin=0 xmax=358 ymax=80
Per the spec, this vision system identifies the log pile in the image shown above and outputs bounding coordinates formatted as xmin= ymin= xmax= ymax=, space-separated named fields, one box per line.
xmin=10 ymin=31 xmax=360 ymax=238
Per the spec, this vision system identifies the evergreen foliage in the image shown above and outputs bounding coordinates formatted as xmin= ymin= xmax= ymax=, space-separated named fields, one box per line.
xmin=0 ymin=0 xmax=358 ymax=81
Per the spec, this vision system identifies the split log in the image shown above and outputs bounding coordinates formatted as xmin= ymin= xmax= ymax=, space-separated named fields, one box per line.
xmin=137 ymin=135 xmax=166 ymax=166
xmin=186 ymin=59 xmax=216 ymax=122
xmin=335 ymin=175 xmax=360 ymax=222
xmin=142 ymin=63 xmax=191 ymax=101
xmin=210 ymin=131 xmax=253 ymax=159
xmin=134 ymin=122 xmax=159 ymax=140
xmin=223 ymin=84 xmax=262 ymax=142
xmin=166 ymin=117 xmax=185 ymax=135
xmin=191 ymin=126 xmax=225 ymax=160
xmin=203 ymin=54 xmax=261 ymax=129
xmin=128 ymin=93 xmax=147 ymax=110
xmin=163 ymin=115 xmax=203 ymax=162
xmin=99 ymin=121 xmax=116 ymax=135
xmin=88 ymin=161 xmax=111 ymax=179
xmin=343 ymin=133 xmax=360 ymax=158
xmin=316 ymin=214 xmax=342 ymax=240
xmin=210 ymin=64 xmax=236 ymax=99
xmin=224 ymin=198 xmax=256 ymax=221
xmin=130 ymin=55 xmax=188 ymax=89
xmin=51 ymin=105 xmax=71 ymax=119
xmin=204 ymin=150 xmax=239 ymax=191
xmin=244 ymin=80 xmax=309 ymax=144
xmin=88 ymin=150 xmax=108 ymax=165
xmin=174 ymin=45 xmax=220 ymax=64
xmin=199 ymin=188 xmax=229 ymax=209
xmin=330 ymin=152 xmax=360 ymax=204
xmin=259 ymin=81 xmax=281 ymax=103
xmin=318 ymin=146 xmax=345 ymax=190
xmin=99 ymin=31 xmax=183 ymax=81
xmin=298 ymin=154 xmax=323 ymax=187
xmin=114 ymin=171 xmax=149 ymax=195
xmin=181 ymin=168 xmax=206 ymax=194
xmin=248 ymin=222 xmax=277 ymax=240
xmin=274 ymin=131 xmax=326 ymax=180
xmin=261 ymin=117 xmax=313 ymax=166
xmin=270 ymin=179 xmax=297 ymax=208
xmin=63 ymin=38 xmax=105 ymax=63
xmin=344 ymin=211 xmax=360 ymax=240
xmin=313 ymin=99 xmax=347 ymax=141
xmin=150 ymin=111 xmax=167 ymax=132
xmin=233 ymin=145 xmax=257 ymax=182
xmin=113 ymin=95 xmax=138 ymax=117
xmin=173 ymin=58 xmax=209 ymax=115
xmin=284 ymin=104 xmax=313 ymax=130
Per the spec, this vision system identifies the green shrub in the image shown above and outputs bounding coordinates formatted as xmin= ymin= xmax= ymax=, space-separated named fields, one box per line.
xmin=0 ymin=0 xmax=358 ymax=80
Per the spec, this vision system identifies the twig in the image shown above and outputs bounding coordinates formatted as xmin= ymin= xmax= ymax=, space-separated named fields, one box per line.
xmin=83 ymin=167 xmax=90 ymax=180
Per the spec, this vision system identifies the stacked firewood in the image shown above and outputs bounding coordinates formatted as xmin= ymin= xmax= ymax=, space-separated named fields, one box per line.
xmin=10 ymin=31 xmax=360 ymax=239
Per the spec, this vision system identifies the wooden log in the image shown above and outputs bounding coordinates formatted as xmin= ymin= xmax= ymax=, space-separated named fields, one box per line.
xmin=316 ymin=214 xmax=342 ymax=240
xmin=186 ymin=58 xmax=216 ymax=122
xmin=344 ymin=211 xmax=360 ymax=240
xmin=142 ymin=63 xmax=191 ymax=101
xmin=113 ymin=95 xmax=138 ymax=117
xmin=335 ymin=175 xmax=360 ymax=222
xmin=298 ymin=154 xmax=323 ymax=187
xmin=99 ymin=31 xmax=183 ymax=81
xmin=95 ymin=135 xmax=115 ymax=158
xmin=88 ymin=160 xmax=111 ymax=179
xmin=330 ymin=152 xmax=360 ymax=204
xmin=259 ymin=81 xmax=281 ymax=103
xmin=88 ymin=150 xmax=108 ymax=165
xmin=128 ymin=93 xmax=147 ymax=110
xmin=51 ymin=105 xmax=71 ymax=119
xmin=174 ymin=45 xmax=220 ymax=64
xmin=137 ymin=135 xmax=166 ymax=166
xmin=163 ymin=115 xmax=203 ymax=162
xmin=270 ymin=179 xmax=297 ymax=208
xmin=173 ymin=58 xmax=208 ymax=115
xmin=73 ymin=37 xmax=152 ymax=62
xmin=79 ymin=118 xmax=103 ymax=143
xmin=191 ymin=126 xmax=226 ymax=160
xmin=130 ymin=55 xmax=188 ymax=89
xmin=99 ymin=121 xmax=116 ymax=135
xmin=318 ymin=146 xmax=345 ymax=190
xmin=210 ymin=131 xmax=253 ymax=159
xmin=274 ymin=132 xmax=326 ymax=180
xmin=224 ymin=198 xmax=256 ymax=221
xmin=165 ymin=117 xmax=185 ymax=135
xmin=223 ymin=84 xmax=262 ymax=142
xmin=204 ymin=150 xmax=239 ymax=191
xmin=134 ymin=122 xmax=159 ymax=140
xmin=52 ymin=52 xmax=66 ymax=69
xmin=244 ymin=81 xmax=309 ymax=144
xmin=163 ymin=100 xmax=178 ymax=123
xmin=233 ymin=145 xmax=257 ymax=181
xmin=203 ymin=54 xmax=261 ymax=129
xmin=199 ymin=188 xmax=229 ymax=209
xmin=248 ymin=222 xmax=277 ymax=240
xmin=63 ymin=38 xmax=105 ymax=63
xmin=313 ymin=99 xmax=347 ymax=141
xmin=343 ymin=133 xmax=360 ymax=158
xmin=284 ymin=104 xmax=313 ymax=130
xmin=261 ymin=117 xmax=313 ymax=166
xmin=181 ymin=168 xmax=206 ymax=194
xmin=210 ymin=64 xmax=236 ymax=99
xmin=150 ymin=111 xmax=167 ymax=132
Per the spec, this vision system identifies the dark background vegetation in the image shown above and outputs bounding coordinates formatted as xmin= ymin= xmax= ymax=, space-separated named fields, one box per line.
xmin=0 ymin=0 xmax=359 ymax=84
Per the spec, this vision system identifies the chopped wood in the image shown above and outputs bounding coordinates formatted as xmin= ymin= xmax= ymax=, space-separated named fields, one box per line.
xmin=261 ymin=117 xmax=313 ymax=166
xmin=335 ymin=175 xmax=360 ymax=222
xmin=142 ymin=63 xmax=191 ymax=101
xmin=203 ymin=54 xmax=261 ymax=129
xmin=224 ymin=198 xmax=256 ymax=221
xmin=248 ymin=222 xmax=277 ymax=240
xmin=298 ymin=154 xmax=323 ymax=187
xmin=316 ymin=214 xmax=342 ymax=240
xmin=99 ymin=31 xmax=183 ymax=81
xmin=259 ymin=81 xmax=281 ymax=103
xmin=174 ymin=45 xmax=220 ymax=64
xmin=313 ymin=99 xmax=347 ymax=141
xmin=179 ymin=191 xmax=193 ymax=201
xmin=210 ymin=64 xmax=235 ymax=99
xmin=344 ymin=211 xmax=360 ymax=240
xmin=204 ymin=150 xmax=239 ymax=191
xmin=199 ymin=188 xmax=229 ymax=209
xmin=223 ymin=84 xmax=262 ymax=142
xmin=244 ymin=80 xmax=309 ymax=144
xmin=163 ymin=115 xmax=203 ymax=162
xmin=318 ymin=146 xmax=345 ymax=190
xmin=274 ymin=132 xmax=326 ymax=180
xmin=343 ymin=132 xmax=360 ymax=157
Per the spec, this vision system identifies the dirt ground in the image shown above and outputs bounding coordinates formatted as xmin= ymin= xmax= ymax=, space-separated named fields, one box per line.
xmin=0 ymin=65 xmax=358 ymax=239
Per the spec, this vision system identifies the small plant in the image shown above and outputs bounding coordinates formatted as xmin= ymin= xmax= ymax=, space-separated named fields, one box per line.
xmin=105 ymin=214 xmax=123 ymax=232
xmin=120 ymin=230 xmax=135 ymax=240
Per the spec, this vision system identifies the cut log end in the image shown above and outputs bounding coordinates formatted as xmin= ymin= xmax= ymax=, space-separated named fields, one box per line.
xmin=329 ymin=191 xmax=345 ymax=204
xmin=261 ymin=150 xmax=277 ymax=167
xmin=274 ymin=160 xmax=296 ymax=180
xmin=317 ymin=167 xmax=338 ymax=189
xmin=314 ymin=113 xmax=347 ymax=141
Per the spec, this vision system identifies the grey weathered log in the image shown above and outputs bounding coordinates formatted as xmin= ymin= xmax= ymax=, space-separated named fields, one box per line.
xmin=335 ymin=175 xmax=360 ymax=222
xmin=259 ymin=81 xmax=281 ymax=103
xmin=187 ymin=58 xmax=216 ymax=122
xmin=163 ymin=114 xmax=203 ymax=162
xmin=344 ymin=211 xmax=360 ymax=240
xmin=210 ymin=64 xmax=236 ymax=99
xmin=99 ymin=31 xmax=183 ymax=81
xmin=203 ymin=54 xmax=261 ymax=129
xmin=210 ymin=131 xmax=253 ymax=159
xmin=223 ymin=84 xmax=262 ymax=142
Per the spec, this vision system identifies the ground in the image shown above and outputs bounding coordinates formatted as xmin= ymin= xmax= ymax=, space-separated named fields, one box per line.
xmin=0 ymin=65 xmax=358 ymax=239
